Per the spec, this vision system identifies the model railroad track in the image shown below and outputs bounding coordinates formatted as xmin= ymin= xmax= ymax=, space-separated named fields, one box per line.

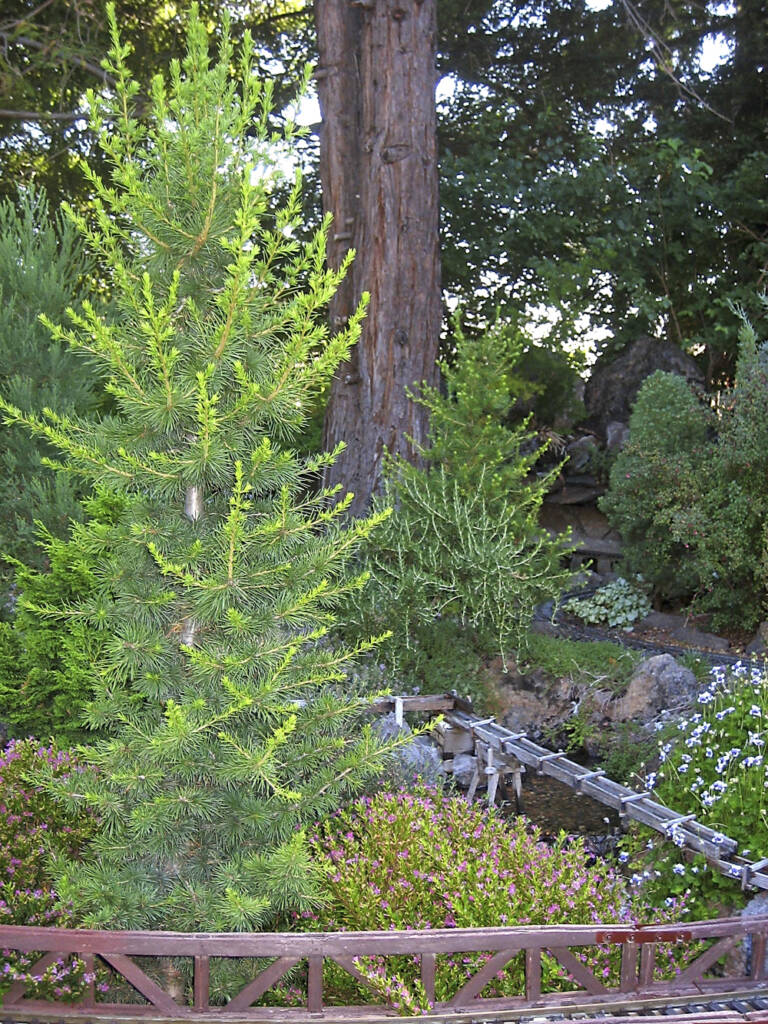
xmin=507 ymin=990 xmax=768 ymax=1021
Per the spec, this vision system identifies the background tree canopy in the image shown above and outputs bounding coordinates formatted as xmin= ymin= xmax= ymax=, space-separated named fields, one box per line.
xmin=1 ymin=0 xmax=765 ymax=378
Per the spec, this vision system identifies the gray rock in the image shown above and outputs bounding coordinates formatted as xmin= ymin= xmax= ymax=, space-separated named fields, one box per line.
xmin=374 ymin=711 xmax=412 ymax=742
xmin=585 ymin=335 xmax=705 ymax=435
xmin=497 ymin=664 xmax=576 ymax=742
xmin=451 ymin=752 xmax=479 ymax=789
xmin=373 ymin=713 xmax=445 ymax=784
xmin=742 ymin=891 xmax=768 ymax=917
xmin=565 ymin=435 xmax=599 ymax=472
xmin=398 ymin=737 xmax=444 ymax=783
xmin=609 ymin=654 xmax=699 ymax=723
xmin=741 ymin=893 xmax=768 ymax=977
xmin=668 ymin=626 xmax=731 ymax=651
xmin=634 ymin=611 xmax=691 ymax=631
xmin=605 ymin=420 xmax=630 ymax=452
xmin=631 ymin=612 xmax=731 ymax=651
xmin=747 ymin=622 xmax=768 ymax=657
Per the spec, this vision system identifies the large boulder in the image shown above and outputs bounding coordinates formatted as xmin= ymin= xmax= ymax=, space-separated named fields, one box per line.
xmin=489 ymin=656 xmax=577 ymax=742
xmin=747 ymin=622 xmax=768 ymax=656
xmin=451 ymin=752 xmax=479 ymax=788
xmin=607 ymin=654 xmax=699 ymax=723
xmin=585 ymin=336 xmax=705 ymax=435
xmin=740 ymin=893 xmax=768 ymax=977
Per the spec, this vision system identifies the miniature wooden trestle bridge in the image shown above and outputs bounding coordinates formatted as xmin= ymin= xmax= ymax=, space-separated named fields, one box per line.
xmin=3 ymin=693 xmax=768 ymax=1023
xmin=373 ymin=693 xmax=768 ymax=893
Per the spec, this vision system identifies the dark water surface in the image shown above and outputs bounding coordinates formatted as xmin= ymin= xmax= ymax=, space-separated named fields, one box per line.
xmin=501 ymin=770 xmax=620 ymax=837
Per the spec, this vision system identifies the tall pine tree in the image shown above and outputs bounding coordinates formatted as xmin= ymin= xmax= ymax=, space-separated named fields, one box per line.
xmin=0 ymin=4 xmax=394 ymax=933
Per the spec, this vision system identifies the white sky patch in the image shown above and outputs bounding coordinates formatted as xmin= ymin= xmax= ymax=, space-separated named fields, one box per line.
xmin=593 ymin=117 xmax=614 ymax=137
xmin=699 ymin=32 xmax=733 ymax=73
xmin=437 ymin=74 xmax=458 ymax=105
xmin=294 ymin=88 xmax=320 ymax=127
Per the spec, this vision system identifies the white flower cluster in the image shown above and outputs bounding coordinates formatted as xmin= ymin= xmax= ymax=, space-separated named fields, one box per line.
xmin=654 ymin=661 xmax=768 ymax=842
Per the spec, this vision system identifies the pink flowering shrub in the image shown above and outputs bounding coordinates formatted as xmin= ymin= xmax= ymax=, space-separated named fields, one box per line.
xmin=0 ymin=739 xmax=98 ymax=1000
xmin=304 ymin=787 xmax=691 ymax=1011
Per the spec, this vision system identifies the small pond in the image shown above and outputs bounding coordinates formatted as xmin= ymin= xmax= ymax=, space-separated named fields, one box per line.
xmin=499 ymin=770 xmax=620 ymax=838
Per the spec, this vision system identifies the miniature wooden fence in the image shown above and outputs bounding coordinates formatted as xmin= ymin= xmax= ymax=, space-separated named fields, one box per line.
xmin=2 ymin=916 xmax=768 ymax=1021
xmin=372 ymin=695 xmax=768 ymax=892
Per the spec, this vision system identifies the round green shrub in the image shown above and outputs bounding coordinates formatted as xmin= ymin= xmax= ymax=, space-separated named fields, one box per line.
xmin=600 ymin=371 xmax=710 ymax=604
xmin=601 ymin=319 xmax=768 ymax=629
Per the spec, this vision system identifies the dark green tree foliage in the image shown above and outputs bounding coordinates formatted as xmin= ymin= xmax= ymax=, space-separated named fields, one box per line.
xmin=0 ymin=491 xmax=124 ymax=743
xmin=0 ymin=1 xmax=312 ymax=210
xmin=0 ymin=6 xmax=395 ymax=932
xmin=0 ymin=189 xmax=102 ymax=577
xmin=347 ymin=324 xmax=572 ymax=699
xmin=438 ymin=0 xmax=768 ymax=379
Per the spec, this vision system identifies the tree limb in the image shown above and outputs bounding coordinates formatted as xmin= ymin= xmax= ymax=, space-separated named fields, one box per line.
xmin=618 ymin=0 xmax=732 ymax=124
xmin=0 ymin=107 xmax=84 ymax=120
xmin=0 ymin=31 xmax=114 ymax=85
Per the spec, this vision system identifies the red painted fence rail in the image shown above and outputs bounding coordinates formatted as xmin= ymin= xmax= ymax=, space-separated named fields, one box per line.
xmin=2 ymin=916 xmax=768 ymax=1021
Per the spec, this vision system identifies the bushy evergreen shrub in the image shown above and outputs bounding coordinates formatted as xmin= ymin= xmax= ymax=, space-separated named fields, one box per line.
xmin=601 ymin=317 xmax=768 ymax=629
xmin=346 ymin=324 xmax=573 ymax=699
xmin=600 ymin=371 xmax=710 ymax=604
xmin=677 ymin=322 xmax=768 ymax=627
xmin=0 ymin=5 xmax=399 ymax=934
xmin=0 ymin=189 xmax=103 ymax=580
xmin=0 ymin=491 xmax=123 ymax=742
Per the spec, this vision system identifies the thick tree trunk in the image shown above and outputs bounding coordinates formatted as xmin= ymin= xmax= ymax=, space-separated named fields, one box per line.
xmin=315 ymin=0 xmax=441 ymax=516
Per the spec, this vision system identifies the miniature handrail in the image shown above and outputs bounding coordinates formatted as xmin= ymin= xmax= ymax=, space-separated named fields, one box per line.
xmin=1 ymin=916 xmax=768 ymax=1020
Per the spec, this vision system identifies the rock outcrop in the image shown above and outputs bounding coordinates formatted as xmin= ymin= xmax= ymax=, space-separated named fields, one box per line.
xmin=606 ymin=654 xmax=699 ymax=722
xmin=585 ymin=336 xmax=705 ymax=435
xmin=489 ymin=651 xmax=701 ymax=752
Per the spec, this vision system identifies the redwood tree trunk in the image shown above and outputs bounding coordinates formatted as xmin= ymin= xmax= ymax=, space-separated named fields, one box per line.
xmin=315 ymin=0 xmax=441 ymax=516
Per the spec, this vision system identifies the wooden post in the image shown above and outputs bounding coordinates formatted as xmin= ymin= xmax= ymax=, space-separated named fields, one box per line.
xmin=394 ymin=696 xmax=404 ymax=727
xmin=82 ymin=953 xmax=95 ymax=1007
xmin=307 ymin=955 xmax=324 ymax=1014
xmin=525 ymin=947 xmax=541 ymax=1001
xmin=194 ymin=955 xmax=209 ymax=1011
xmin=466 ymin=761 xmax=481 ymax=802
xmin=639 ymin=942 xmax=656 ymax=988
xmin=420 ymin=952 xmax=436 ymax=1002
xmin=620 ymin=940 xmax=638 ymax=991
xmin=751 ymin=929 xmax=767 ymax=980
xmin=485 ymin=746 xmax=499 ymax=806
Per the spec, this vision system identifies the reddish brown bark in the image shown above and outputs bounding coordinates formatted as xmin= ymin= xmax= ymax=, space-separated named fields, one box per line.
xmin=315 ymin=0 xmax=441 ymax=516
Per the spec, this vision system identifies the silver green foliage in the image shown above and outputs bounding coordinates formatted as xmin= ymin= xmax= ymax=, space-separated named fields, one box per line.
xmin=566 ymin=577 xmax=651 ymax=629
